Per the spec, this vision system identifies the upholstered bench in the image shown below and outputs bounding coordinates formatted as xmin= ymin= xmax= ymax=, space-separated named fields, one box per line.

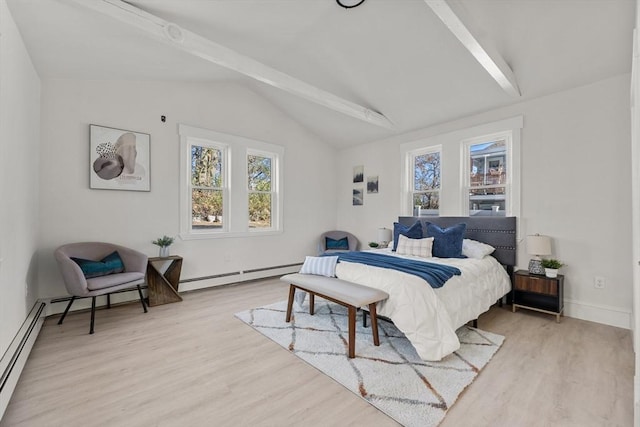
xmin=281 ymin=273 xmax=389 ymax=358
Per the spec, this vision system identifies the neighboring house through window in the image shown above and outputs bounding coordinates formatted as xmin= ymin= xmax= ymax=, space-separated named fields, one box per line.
xmin=463 ymin=134 xmax=509 ymax=216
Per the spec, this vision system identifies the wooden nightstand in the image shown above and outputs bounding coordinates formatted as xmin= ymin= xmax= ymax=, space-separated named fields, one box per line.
xmin=512 ymin=270 xmax=564 ymax=322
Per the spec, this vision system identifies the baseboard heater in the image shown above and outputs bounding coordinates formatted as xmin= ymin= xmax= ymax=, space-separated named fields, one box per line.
xmin=0 ymin=301 xmax=46 ymax=419
xmin=179 ymin=262 xmax=302 ymax=284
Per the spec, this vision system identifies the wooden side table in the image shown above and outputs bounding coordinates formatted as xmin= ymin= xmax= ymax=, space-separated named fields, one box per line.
xmin=146 ymin=256 xmax=183 ymax=306
xmin=512 ymin=270 xmax=564 ymax=322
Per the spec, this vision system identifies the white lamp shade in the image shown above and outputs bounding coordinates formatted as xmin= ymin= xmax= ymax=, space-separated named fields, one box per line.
xmin=378 ymin=227 xmax=392 ymax=243
xmin=526 ymin=234 xmax=551 ymax=256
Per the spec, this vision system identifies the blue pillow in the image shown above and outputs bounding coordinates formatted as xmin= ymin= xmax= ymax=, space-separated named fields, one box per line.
xmin=392 ymin=221 xmax=423 ymax=251
xmin=426 ymin=223 xmax=467 ymax=258
xmin=71 ymin=251 xmax=125 ymax=279
xmin=326 ymin=237 xmax=349 ymax=250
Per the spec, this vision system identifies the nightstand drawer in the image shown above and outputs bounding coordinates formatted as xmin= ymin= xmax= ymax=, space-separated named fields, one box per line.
xmin=512 ymin=270 xmax=564 ymax=323
xmin=514 ymin=274 xmax=558 ymax=296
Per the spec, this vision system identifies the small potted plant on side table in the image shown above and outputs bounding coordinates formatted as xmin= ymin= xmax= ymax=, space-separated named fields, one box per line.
xmin=541 ymin=258 xmax=564 ymax=278
xmin=152 ymin=235 xmax=174 ymax=258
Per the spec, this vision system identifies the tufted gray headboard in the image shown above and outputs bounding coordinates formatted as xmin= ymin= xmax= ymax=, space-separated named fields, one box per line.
xmin=398 ymin=216 xmax=517 ymax=270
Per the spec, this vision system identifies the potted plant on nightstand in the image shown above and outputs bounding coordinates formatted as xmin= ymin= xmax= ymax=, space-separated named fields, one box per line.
xmin=152 ymin=235 xmax=174 ymax=257
xmin=541 ymin=258 xmax=564 ymax=278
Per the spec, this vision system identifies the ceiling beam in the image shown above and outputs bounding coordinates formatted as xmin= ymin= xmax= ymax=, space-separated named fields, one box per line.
xmin=67 ymin=0 xmax=395 ymax=129
xmin=424 ymin=0 xmax=521 ymax=97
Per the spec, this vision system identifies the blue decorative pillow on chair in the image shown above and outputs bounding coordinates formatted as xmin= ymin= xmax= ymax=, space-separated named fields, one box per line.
xmin=325 ymin=237 xmax=349 ymax=251
xmin=426 ymin=223 xmax=467 ymax=258
xmin=71 ymin=251 xmax=125 ymax=279
xmin=392 ymin=221 xmax=423 ymax=251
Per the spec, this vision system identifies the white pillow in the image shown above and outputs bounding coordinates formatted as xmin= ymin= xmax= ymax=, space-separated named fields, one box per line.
xmin=395 ymin=234 xmax=434 ymax=258
xmin=462 ymin=239 xmax=495 ymax=259
xmin=299 ymin=256 xmax=339 ymax=277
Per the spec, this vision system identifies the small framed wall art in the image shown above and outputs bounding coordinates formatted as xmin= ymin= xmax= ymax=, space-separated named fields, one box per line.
xmin=353 ymin=188 xmax=363 ymax=206
xmin=367 ymin=176 xmax=379 ymax=193
xmin=90 ymin=124 xmax=150 ymax=191
xmin=353 ymin=165 xmax=364 ymax=183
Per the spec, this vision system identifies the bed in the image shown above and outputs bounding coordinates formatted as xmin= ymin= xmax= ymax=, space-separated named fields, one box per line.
xmin=333 ymin=216 xmax=516 ymax=361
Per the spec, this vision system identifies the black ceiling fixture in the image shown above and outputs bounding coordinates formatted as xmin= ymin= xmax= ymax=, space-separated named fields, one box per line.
xmin=336 ymin=0 xmax=366 ymax=9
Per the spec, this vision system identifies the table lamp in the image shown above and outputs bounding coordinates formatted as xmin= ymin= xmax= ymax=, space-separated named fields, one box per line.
xmin=526 ymin=234 xmax=551 ymax=275
xmin=378 ymin=227 xmax=392 ymax=247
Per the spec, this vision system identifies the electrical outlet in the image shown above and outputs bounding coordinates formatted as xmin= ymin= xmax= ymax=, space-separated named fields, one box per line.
xmin=595 ymin=276 xmax=605 ymax=289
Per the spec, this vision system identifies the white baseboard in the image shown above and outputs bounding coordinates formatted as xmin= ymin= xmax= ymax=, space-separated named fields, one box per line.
xmin=564 ymin=298 xmax=631 ymax=329
xmin=179 ymin=265 xmax=299 ymax=293
xmin=44 ymin=264 xmax=301 ymax=316
xmin=0 ymin=301 xmax=46 ymax=420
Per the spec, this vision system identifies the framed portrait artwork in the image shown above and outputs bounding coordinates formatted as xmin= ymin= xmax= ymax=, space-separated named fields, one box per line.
xmin=90 ymin=124 xmax=150 ymax=191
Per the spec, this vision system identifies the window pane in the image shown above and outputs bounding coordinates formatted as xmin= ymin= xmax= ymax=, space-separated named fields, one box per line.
xmin=249 ymin=193 xmax=271 ymax=228
xmin=192 ymin=189 xmax=223 ymax=229
xmin=469 ymin=188 xmax=505 ymax=210
xmin=413 ymin=192 xmax=439 ymax=210
xmin=248 ymin=155 xmax=271 ymax=191
xmin=191 ymin=146 xmax=222 ymax=187
xmin=414 ymin=153 xmax=440 ymax=191
xmin=469 ymin=141 xmax=506 ymax=187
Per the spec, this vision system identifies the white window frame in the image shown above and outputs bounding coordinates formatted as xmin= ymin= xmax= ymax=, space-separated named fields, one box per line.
xmin=401 ymin=144 xmax=442 ymax=216
xmin=400 ymin=115 xmax=522 ymax=217
xmin=179 ymin=124 xmax=284 ymax=239
xmin=461 ymin=129 xmax=520 ymax=217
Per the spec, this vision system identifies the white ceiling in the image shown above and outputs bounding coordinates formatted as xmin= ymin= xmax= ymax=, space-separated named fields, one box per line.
xmin=7 ymin=0 xmax=636 ymax=147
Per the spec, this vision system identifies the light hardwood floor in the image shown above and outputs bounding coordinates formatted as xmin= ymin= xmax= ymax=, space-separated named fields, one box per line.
xmin=1 ymin=278 xmax=633 ymax=427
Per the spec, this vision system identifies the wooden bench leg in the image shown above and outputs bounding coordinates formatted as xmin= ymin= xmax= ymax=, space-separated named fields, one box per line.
xmin=369 ymin=303 xmax=380 ymax=346
xmin=309 ymin=293 xmax=315 ymax=316
xmin=348 ymin=306 xmax=356 ymax=358
xmin=286 ymin=284 xmax=296 ymax=322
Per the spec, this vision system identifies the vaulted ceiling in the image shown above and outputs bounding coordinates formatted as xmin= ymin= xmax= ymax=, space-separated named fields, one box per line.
xmin=7 ymin=0 xmax=635 ymax=147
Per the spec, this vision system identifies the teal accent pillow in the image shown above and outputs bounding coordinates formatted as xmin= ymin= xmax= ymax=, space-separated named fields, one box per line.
xmin=326 ymin=237 xmax=349 ymax=250
xmin=426 ymin=223 xmax=467 ymax=258
xmin=392 ymin=221 xmax=423 ymax=251
xmin=71 ymin=251 xmax=125 ymax=279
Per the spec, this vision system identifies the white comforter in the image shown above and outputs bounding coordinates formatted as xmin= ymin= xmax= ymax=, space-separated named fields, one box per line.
xmin=334 ymin=249 xmax=511 ymax=361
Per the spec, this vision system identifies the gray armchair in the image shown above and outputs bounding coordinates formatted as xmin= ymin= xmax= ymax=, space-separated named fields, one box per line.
xmin=319 ymin=230 xmax=359 ymax=254
xmin=54 ymin=242 xmax=148 ymax=334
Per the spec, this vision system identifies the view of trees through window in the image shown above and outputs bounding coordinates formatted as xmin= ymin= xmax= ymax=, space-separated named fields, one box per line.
xmin=413 ymin=151 xmax=440 ymax=213
xmin=248 ymin=154 xmax=272 ymax=228
xmin=191 ymin=145 xmax=223 ymax=229
xmin=469 ymin=140 xmax=506 ymax=215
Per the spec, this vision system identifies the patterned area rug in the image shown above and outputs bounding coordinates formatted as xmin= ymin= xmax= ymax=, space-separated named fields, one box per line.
xmin=235 ymin=299 xmax=504 ymax=427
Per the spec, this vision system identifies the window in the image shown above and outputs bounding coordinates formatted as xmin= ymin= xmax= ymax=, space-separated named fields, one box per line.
xmin=411 ymin=148 xmax=441 ymax=216
xmin=400 ymin=116 xmax=521 ymax=217
xmin=468 ymin=140 xmax=506 ymax=214
xmin=179 ymin=125 xmax=283 ymax=238
xmin=247 ymin=152 xmax=274 ymax=229
xmin=463 ymin=131 xmax=513 ymax=217
xmin=191 ymin=144 xmax=227 ymax=230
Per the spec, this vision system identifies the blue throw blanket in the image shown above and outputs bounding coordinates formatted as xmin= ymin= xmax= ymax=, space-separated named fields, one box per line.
xmin=335 ymin=251 xmax=461 ymax=289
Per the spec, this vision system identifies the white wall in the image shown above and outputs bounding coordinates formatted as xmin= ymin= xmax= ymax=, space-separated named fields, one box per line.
xmin=337 ymin=74 xmax=632 ymax=328
xmin=37 ymin=79 xmax=337 ymax=304
xmin=0 ymin=0 xmax=41 ymax=355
